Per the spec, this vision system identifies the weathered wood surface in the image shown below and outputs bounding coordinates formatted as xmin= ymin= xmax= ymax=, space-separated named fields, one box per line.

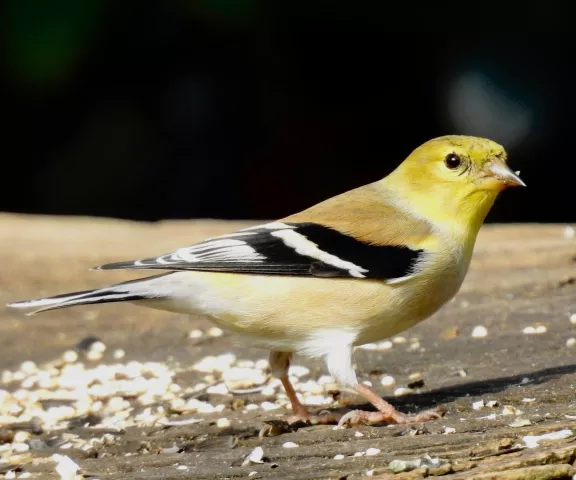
xmin=1 ymin=214 xmax=575 ymax=479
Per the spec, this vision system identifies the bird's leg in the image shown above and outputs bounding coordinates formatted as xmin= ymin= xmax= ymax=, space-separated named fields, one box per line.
xmin=268 ymin=351 xmax=341 ymax=425
xmin=338 ymin=383 xmax=445 ymax=427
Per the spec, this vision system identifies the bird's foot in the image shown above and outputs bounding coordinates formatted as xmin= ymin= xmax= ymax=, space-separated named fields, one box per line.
xmin=258 ymin=410 xmax=342 ymax=439
xmin=287 ymin=409 xmax=342 ymax=426
xmin=338 ymin=406 xmax=445 ymax=428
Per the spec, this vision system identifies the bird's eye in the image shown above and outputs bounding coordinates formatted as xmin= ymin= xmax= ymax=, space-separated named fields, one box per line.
xmin=444 ymin=153 xmax=461 ymax=169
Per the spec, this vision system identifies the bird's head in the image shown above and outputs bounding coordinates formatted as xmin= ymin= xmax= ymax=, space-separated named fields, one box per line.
xmin=384 ymin=135 xmax=525 ymax=233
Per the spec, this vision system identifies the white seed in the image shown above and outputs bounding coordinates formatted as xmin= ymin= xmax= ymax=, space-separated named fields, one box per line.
xmin=17 ymin=473 xmax=32 ymax=478
xmin=216 ymin=417 xmax=231 ymax=428
xmin=113 ymin=349 xmax=126 ymax=360
xmin=443 ymin=426 xmax=456 ymax=434
xmin=222 ymin=367 xmax=267 ymax=390
xmin=86 ymin=350 xmax=103 ymax=362
xmin=261 ymin=385 xmax=276 ymax=396
xmin=509 ymin=418 xmax=532 ymax=427
xmin=12 ymin=442 xmax=29 ymax=453
xmin=20 ymin=361 xmax=37 ymax=375
xmin=522 ymin=398 xmax=536 ymax=403
xmin=394 ymin=387 xmax=414 ymax=396
xmin=502 ymin=405 xmax=522 ymax=416
xmin=567 ymin=338 xmax=576 ymax=348
xmin=188 ymin=329 xmax=204 ymax=339
xmin=354 ymin=452 xmax=365 ymax=457
xmin=392 ymin=336 xmax=407 ymax=344
xmin=162 ymin=445 xmax=180 ymax=454
xmin=289 ymin=365 xmax=310 ymax=378
xmin=380 ymin=375 xmax=396 ymax=387
xmin=471 ymin=326 xmax=488 ymax=338
xmin=408 ymin=372 xmax=422 ymax=381
xmin=91 ymin=341 xmax=107 ymax=353
xmin=13 ymin=431 xmax=31 ymax=443
xmin=207 ymin=327 xmax=223 ymax=337
xmin=472 ymin=400 xmax=484 ymax=410
xmin=4 ymin=472 xmax=16 ymax=479
xmin=522 ymin=429 xmax=573 ymax=448
xmin=62 ymin=350 xmax=78 ymax=363
xmin=535 ymin=325 xmax=547 ymax=334
xmin=365 ymin=448 xmax=381 ymax=456
xmin=563 ymin=225 xmax=575 ymax=239
xmin=486 ymin=400 xmax=499 ymax=408
xmin=243 ymin=446 xmax=264 ymax=465
xmin=333 ymin=454 xmax=345 ymax=460
xmin=570 ymin=314 xmax=576 ymax=325
xmin=354 ymin=431 xmax=364 ymax=437
xmin=52 ymin=454 xmax=79 ymax=480
xmin=254 ymin=359 xmax=269 ymax=370
xmin=282 ymin=442 xmax=299 ymax=448
xmin=206 ymin=383 xmax=228 ymax=395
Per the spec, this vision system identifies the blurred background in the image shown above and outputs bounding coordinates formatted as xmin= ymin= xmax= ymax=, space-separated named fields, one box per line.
xmin=1 ymin=2 xmax=572 ymax=223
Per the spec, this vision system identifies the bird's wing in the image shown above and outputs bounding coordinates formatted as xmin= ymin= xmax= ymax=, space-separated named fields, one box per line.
xmin=95 ymin=221 xmax=424 ymax=280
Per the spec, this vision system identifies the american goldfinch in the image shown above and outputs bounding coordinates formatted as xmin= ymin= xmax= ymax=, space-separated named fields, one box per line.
xmin=8 ymin=135 xmax=525 ymax=427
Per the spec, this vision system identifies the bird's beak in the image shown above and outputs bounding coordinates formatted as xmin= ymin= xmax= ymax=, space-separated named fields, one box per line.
xmin=485 ymin=159 xmax=526 ymax=188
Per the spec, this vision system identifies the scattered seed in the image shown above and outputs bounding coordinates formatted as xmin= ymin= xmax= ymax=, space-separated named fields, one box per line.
xmin=365 ymin=448 xmax=381 ymax=456
xmin=570 ymin=314 xmax=576 ymax=325
xmin=113 ymin=349 xmax=126 ymax=360
xmin=380 ymin=375 xmax=396 ymax=387
xmin=52 ymin=454 xmax=79 ymax=480
xmin=471 ymin=326 xmax=488 ymax=338
xmin=188 ymin=329 xmax=204 ymax=339
xmin=472 ymin=400 xmax=484 ymax=410
xmin=566 ymin=338 xmax=576 ymax=348
xmin=502 ymin=405 xmax=523 ymax=416
xmin=358 ymin=340 xmax=393 ymax=350
xmin=564 ymin=225 xmax=575 ymax=239
xmin=282 ymin=442 xmax=298 ymax=448
xmin=392 ymin=336 xmax=407 ymax=344
xmin=523 ymin=326 xmax=547 ymax=335
xmin=242 ymin=446 xmax=264 ymax=466
xmin=333 ymin=454 xmax=345 ymax=460
xmin=394 ymin=387 xmax=414 ymax=396
xmin=354 ymin=431 xmax=364 ymax=437
xmin=508 ymin=418 xmax=532 ymax=428
xmin=523 ymin=429 xmax=573 ymax=448
xmin=522 ymin=398 xmax=536 ymax=403
xmin=216 ymin=418 xmax=231 ymax=428
xmin=162 ymin=445 xmax=181 ymax=454
xmin=443 ymin=426 xmax=456 ymax=434
xmin=207 ymin=327 xmax=223 ymax=337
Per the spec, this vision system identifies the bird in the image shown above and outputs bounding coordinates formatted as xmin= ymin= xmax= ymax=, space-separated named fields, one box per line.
xmin=8 ymin=135 xmax=525 ymax=428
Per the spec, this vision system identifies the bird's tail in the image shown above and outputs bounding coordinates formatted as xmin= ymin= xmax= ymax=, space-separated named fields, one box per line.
xmin=7 ymin=273 xmax=173 ymax=316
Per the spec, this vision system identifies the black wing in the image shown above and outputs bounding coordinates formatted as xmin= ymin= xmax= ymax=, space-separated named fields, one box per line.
xmin=95 ymin=222 xmax=423 ymax=280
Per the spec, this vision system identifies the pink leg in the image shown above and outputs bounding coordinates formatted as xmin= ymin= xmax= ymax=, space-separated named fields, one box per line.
xmin=338 ymin=383 xmax=445 ymax=427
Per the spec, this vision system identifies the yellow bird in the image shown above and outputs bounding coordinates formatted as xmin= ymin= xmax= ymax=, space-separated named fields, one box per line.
xmin=8 ymin=135 xmax=525 ymax=427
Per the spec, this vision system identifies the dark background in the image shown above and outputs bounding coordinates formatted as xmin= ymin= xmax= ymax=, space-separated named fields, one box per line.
xmin=2 ymin=2 xmax=573 ymax=223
